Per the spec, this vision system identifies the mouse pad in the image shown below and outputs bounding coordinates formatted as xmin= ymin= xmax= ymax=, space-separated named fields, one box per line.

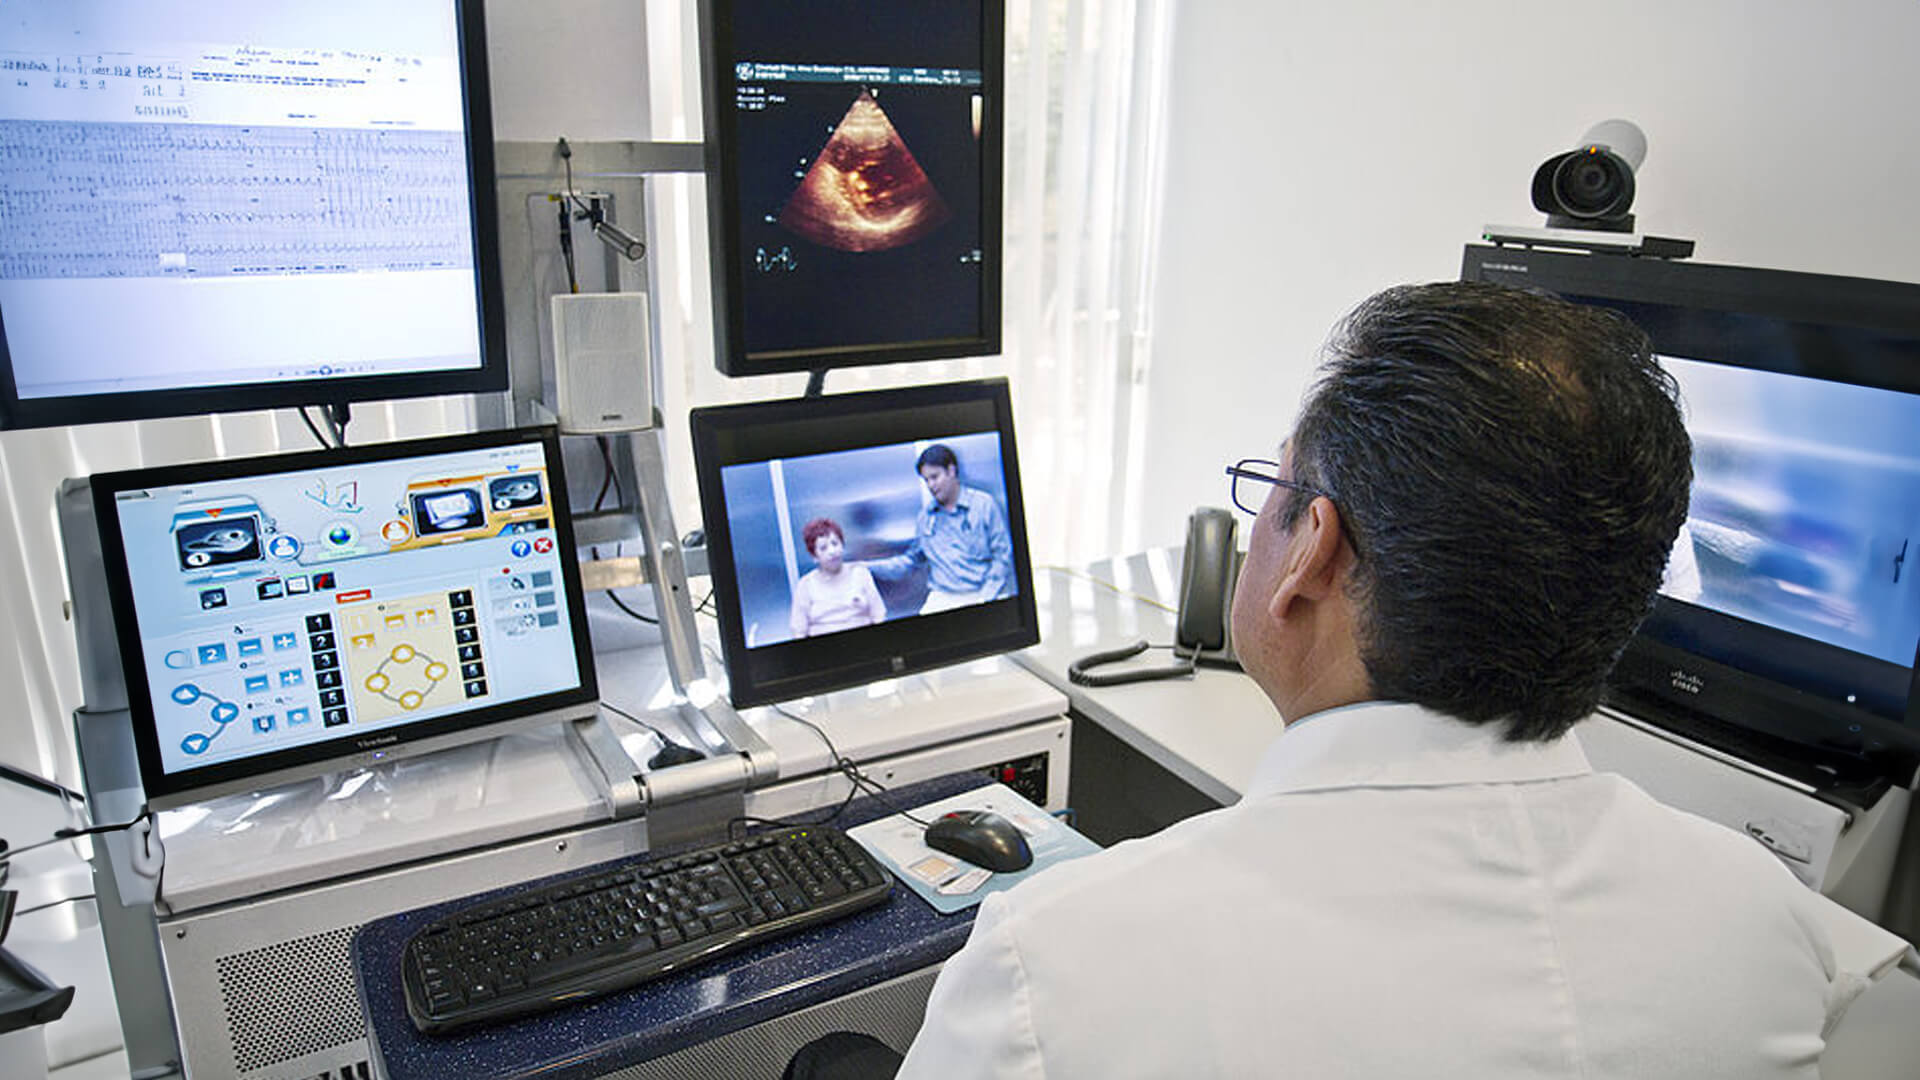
xmin=848 ymin=783 xmax=1103 ymax=914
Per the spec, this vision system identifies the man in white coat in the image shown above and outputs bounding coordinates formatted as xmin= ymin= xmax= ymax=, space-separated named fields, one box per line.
xmin=890 ymin=282 xmax=1860 ymax=1078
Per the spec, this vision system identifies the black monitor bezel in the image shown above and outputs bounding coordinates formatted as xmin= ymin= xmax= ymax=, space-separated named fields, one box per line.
xmin=90 ymin=426 xmax=598 ymax=807
xmin=0 ymin=0 xmax=509 ymax=430
xmin=690 ymin=378 xmax=1038 ymax=707
xmin=696 ymin=0 xmax=1006 ymax=378
xmin=1462 ymin=244 xmax=1920 ymax=780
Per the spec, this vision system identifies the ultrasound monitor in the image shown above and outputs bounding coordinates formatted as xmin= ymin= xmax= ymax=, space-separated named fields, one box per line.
xmin=697 ymin=0 xmax=1005 ymax=376
xmin=1462 ymin=245 xmax=1920 ymax=785
xmin=0 ymin=0 xmax=506 ymax=429
xmin=91 ymin=427 xmax=597 ymax=809
xmin=690 ymin=379 xmax=1038 ymax=707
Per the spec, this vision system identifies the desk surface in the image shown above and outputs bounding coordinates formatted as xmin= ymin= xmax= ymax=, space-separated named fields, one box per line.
xmin=1019 ymin=553 xmax=1282 ymax=804
xmin=352 ymin=771 xmax=992 ymax=1080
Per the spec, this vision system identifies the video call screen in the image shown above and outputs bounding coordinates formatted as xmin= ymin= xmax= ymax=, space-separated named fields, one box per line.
xmin=690 ymin=379 xmax=1037 ymax=707
xmin=720 ymin=428 xmax=1014 ymax=649
xmin=1657 ymin=353 xmax=1920 ymax=672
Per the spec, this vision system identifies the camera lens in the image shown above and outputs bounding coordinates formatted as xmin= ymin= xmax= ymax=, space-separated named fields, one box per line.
xmin=1548 ymin=150 xmax=1633 ymax=219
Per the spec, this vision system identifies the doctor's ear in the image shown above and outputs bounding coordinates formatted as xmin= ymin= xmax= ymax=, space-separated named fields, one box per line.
xmin=1269 ymin=497 xmax=1349 ymax=614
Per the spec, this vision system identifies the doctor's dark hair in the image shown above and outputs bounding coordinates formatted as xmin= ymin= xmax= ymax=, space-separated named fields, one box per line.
xmin=1281 ymin=281 xmax=1692 ymax=742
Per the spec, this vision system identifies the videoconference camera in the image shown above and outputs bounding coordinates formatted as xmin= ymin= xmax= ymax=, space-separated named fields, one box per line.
xmin=1531 ymin=119 xmax=1647 ymax=232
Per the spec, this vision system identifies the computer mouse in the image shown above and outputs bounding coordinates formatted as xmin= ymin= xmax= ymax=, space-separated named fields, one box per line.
xmin=924 ymin=809 xmax=1033 ymax=873
xmin=647 ymin=741 xmax=705 ymax=769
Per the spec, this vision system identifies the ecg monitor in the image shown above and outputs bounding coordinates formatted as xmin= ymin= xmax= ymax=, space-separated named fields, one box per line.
xmin=91 ymin=427 xmax=597 ymax=809
xmin=698 ymin=0 xmax=1005 ymax=376
xmin=0 ymin=0 xmax=507 ymax=428
xmin=1462 ymin=245 xmax=1920 ymax=789
xmin=690 ymin=379 xmax=1038 ymax=707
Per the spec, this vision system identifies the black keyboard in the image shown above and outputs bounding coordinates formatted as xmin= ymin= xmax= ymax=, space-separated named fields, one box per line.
xmin=402 ymin=824 xmax=895 ymax=1033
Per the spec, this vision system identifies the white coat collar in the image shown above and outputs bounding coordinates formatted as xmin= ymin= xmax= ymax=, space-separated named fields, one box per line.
xmin=1246 ymin=700 xmax=1592 ymax=798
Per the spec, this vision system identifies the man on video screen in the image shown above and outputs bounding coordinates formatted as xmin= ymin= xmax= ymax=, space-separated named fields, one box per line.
xmin=868 ymin=443 xmax=1012 ymax=612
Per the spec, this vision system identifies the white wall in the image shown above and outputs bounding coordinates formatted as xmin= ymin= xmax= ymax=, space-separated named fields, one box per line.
xmin=484 ymin=0 xmax=651 ymax=140
xmin=1138 ymin=0 xmax=1920 ymax=550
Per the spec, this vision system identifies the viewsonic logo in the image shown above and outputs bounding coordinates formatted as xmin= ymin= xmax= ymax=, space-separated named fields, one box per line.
xmin=356 ymin=734 xmax=401 ymax=750
xmin=1669 ymin=668 xmax=1704 ymax=695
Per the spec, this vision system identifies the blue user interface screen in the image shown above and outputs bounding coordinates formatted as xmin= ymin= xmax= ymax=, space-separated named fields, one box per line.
xmin=111 ymin=441 xmax=582 ymax=776
xmin=719 ymin=429 xmax=1014 ymax=649
xmin=1658 ymin=353 xmax=1920 ymax=670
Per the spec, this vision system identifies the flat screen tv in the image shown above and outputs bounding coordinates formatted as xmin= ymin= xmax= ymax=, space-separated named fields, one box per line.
xmin=91 ymin=426 xmax=597 ymax=809
xmin=1463 ymin=245 xmax=1920 ymax=792
xmin=689 ymin=378 xmax=1037 ymax=707
xmin=697 ymin=0 xmax=1004 ymax=377
xmin=0 ymin=0 xmax=507 ymax=429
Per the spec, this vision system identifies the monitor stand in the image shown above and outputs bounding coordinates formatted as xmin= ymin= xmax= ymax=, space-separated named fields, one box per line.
xmin=543 ymin=419 xmax=778 ymax=847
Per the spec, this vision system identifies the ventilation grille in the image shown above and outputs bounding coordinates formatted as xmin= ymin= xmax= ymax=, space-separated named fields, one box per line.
xmin=215 ymin=925 xmax=369 ymax=1073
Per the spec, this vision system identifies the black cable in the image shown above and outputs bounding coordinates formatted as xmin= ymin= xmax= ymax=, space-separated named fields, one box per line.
xmin=326 ymin=402 xmax=351 ymax=447
xmin=299 ymin=406 xmax=334 ymax=449
xmin=12 ymin=894 xmax=96 ymax=918
xmin=724 ymin=705 xmax=872 ymax=837
xmin=557 ymin=137 xmax=598 ymax=219
xmin=556 ymin=135 xmax=600 ymax=295
xmin=1069 ymin=640 xmax=1198 ymax=687
xmin=600 ymin=699 xmax=708 ymax=770
xmin=768 ymin=704 xmax=931 ymax=828
xmin=603 ymin=437 xmax=627 ymax=507
xmin=607 ymin=590 xmax=658 ymax=625
xmin=587 ymin=434 xmax=649 ymax=624
xmin=598 ymin=699 xmax=668 ymax=743
xmin=727 ymin=786 xmax=863 ymax=840
xmin=593 ymin=435 xmax=617 ymax=512
xmin=588 ymin=438 xmax=629 ymax=563
xmin=0 ymin=764 xmax=84 ymax=806
xmin=558 ymin=196 xmax=578 ymax=294
xmin=0 ymin=807 xmax=152 ymax=867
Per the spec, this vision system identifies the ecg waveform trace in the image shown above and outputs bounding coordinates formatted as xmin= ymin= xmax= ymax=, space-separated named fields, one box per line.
xmin=0 ymin=120 xmax=474 ymax=281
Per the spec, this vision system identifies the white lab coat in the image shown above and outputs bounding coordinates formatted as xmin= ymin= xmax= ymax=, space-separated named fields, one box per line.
xmin=899 ymin=701 xmax=1860 ymax=1079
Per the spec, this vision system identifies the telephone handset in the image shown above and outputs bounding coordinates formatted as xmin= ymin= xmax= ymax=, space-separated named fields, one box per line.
xmin=1068 ymin=507 xmax=1243 ymax=687
xmin=1175 ymin=506 xmax=1241 ymax=663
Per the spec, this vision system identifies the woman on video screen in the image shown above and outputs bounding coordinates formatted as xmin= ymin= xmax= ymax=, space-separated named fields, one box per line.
xmin=789 ymin=517 xmax=885 ymax=638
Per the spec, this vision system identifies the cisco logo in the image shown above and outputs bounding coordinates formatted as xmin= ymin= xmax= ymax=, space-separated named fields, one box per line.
xmin=1669 ymin=668 xmax=1704 ymax=695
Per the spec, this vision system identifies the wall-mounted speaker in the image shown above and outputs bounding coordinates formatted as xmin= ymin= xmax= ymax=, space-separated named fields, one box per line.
xmin=546 ymin=292 xmax=655 ymax=433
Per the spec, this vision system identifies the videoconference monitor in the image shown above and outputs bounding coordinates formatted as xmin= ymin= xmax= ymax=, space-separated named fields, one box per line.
xmin=91 ymin=427 xmax=597 ymax=809
xmin=1462 ymin=245 xmax=1920 ymax=786
xmin=697 ymin=0 xmax=1005 ymax=377
xmin=0 ymin=0 xmax=507 ymax=429
xmin=690 ymin=379 xmax=1037 ymax=708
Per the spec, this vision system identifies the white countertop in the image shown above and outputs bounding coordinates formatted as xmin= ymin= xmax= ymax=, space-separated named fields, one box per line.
xmin=1016 ymin=552 xmax=1283 ymax=804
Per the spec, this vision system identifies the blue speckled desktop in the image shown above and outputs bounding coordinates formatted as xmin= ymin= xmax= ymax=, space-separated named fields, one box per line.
xmin=352 ymin=772 xmax=993 ymax=1080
